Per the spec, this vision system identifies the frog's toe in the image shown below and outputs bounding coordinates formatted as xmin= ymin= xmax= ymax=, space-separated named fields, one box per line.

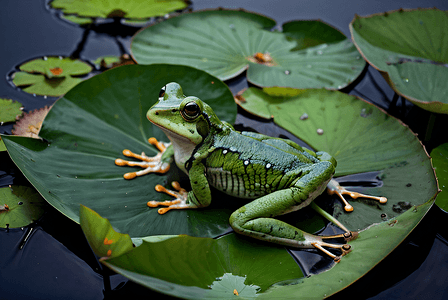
xmin=311 ymin=241 xmax=351 ymax=262
xmin=148 ymin=182 xmax=197 ymax=214
xmin=327 ymin=179 xmax=387 ymax=212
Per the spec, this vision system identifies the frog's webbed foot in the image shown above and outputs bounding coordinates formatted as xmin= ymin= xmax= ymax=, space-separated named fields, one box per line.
xmin=147 ymin=181 xmax=198 ymax=214
xmin=327 ymin=179 xmax=387 ymax=212
xmin=311 ymin=240 xmax=352 ymax=263
xmin=115 ymin=137 xmax=170 ymax=179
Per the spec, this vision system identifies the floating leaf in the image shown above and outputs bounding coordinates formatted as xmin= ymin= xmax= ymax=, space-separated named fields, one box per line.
xmin=12 ymin=106 xmax=51 ymax=139
xmin=237 ymin=88 xmax=438 ymax=231
xmin=350 ymin=8 xmax=448 ymax=113
xmin=2 ymin=64 xmax=236 ymax=239
xmin=132 ymin=10 xmax=365 ymax=90
xmin=0 ymin=98 xmax=23 ymax=124
xmin=80 ymin=205 xmax=134 ymax=259
xmin=102 ymin=233 xmax=302 ymax=298
xmin=12 ymin=56 xmax=92 ymax=96
xmin=51 ymin=0 xmax=190 ymax=24
xmin=259 ymin=201 xmax=433 ymax=299
xmin=431 ymin=143 xmax=448 ymax=211
xmin=0 ymin=185 xmax=46 ymax=228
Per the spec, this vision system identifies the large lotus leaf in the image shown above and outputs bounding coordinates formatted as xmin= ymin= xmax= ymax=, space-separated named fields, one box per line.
xmin=132 ymin=10 xmax=365 ymax=90
xmin=50 ymin=0 xmax=189 ymax=23
xmin=236 ymin=88 xmax=438 ymax=231
xmin=350 ymin=8 xmax=448 ymax=114
xmin=3 ymin=64 xmax=236 ymax=239
xmin=431 ymin=143 xmax=448 ymax=211
xmin=81 ymin=178 xmax=435 ymax=299
xmin=80 ymin=203 xmax=303 ymax=298
xmin=0 ymin=185 xmax=46 ymax=228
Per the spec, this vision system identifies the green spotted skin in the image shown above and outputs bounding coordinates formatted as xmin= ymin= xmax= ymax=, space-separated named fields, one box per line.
xmin=205 ymin=131 xmax=324 ymax=199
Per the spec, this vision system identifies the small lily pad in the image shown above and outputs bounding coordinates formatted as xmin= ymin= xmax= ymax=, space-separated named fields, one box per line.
xmin=132 ymin=9 xmax=365 ymax=90
xmin=0 ymin=98 xmax=23 ymax=124
xmin=208 ymin=273 xmax=260 ymax=299
xmin=0 ymin=185 xmax=46 ymax=228
xmin=12 ymin=56 xmax=92 ymax=96
xmin=350 ymin=8 xmax=448 ymax=114
xmin=431 ymin=143 xmax=448 ymax=211
xmin=50 ymin=0 xmax=190 ymax=25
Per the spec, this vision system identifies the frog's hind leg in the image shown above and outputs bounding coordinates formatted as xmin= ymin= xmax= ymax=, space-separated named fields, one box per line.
xmin=327 ymin=179 xmax=387 ymax=212
xmin=229 ymin=186 xmax=352 ymax=262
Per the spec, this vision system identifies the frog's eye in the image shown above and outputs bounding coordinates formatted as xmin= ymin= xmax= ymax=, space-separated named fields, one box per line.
xmin=181 ymin=101 xmax=201 ymax=120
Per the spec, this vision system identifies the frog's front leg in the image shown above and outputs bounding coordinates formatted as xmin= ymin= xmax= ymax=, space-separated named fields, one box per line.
xmin=115 ymin=137 xmax=171 ymax=179
xmin=148 ymin=158 xmax=212 ymax=214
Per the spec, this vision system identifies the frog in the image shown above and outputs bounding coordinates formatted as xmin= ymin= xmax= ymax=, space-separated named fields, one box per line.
xmin=115 ymin=82 xmax=387 ymax=262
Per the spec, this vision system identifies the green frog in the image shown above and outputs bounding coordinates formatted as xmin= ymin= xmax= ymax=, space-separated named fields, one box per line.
xmin=115 ymin=82 xmax=387 ymax=262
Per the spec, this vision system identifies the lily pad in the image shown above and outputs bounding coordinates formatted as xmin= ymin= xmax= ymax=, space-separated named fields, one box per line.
xmin=431 ymin=143 xmax=448 ymax=211
xmin=12 ymin=56 xmax=92 ymax=97
xmin=132 ymin=10 xmax=365 ymax=90
xmin=80 ymin=204 xmax=300 ymax=298
xmin=236 ymin=88 xmax=438 ymax=231
xmin=50 ymin=0 xmax=190 ymax=25
xmin=0 ymin=185 xmax=46 ymax=228
xmin=2 ymin=64 xmax=236 ymax=239
xmin=350 ymin=8 xmax=448 ymax=113
xmin=0 ymin=98 xmax=23 ymax=124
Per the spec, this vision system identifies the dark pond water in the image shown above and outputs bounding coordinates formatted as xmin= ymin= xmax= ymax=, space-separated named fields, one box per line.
xmin=1 ymin=0 xmax=448 ymax=299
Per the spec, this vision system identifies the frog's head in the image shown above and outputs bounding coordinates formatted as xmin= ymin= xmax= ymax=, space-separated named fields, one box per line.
xmin=147 ymin=82 xmax=222 ymax=146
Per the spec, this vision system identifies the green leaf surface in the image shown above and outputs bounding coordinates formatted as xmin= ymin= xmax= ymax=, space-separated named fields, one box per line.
xmin=0 ymin=137 xmax=6 ymax=152
xmin=3 ymin=64 xmax=236 ymax=239
xmin=13 ymin=57 xmax=92 ymax=96
xmin=259 ymin=201 xmax=433 ymax=299
xmin=51 ymin=0 xmax=189 ymax=23
xmin=237 ymin=88 xmax=438 ymax=231
xmin=0 ymin=98 xmax=23 ymax=123
xmin=0 ymin=185 xmax=46 ymax=228
xmin=132 ymin=10 xmax=364 ymax=90
xmin=80 ymin=205 xmax=134 ymax=259
xmin=431 ymin=143 xmax=448 ymax=211
xmin=350 ymin=8 xmax=448 ymax=113
xmin=208 ymin=273 xmax=260 ymax=299
xmin=103 ymin=233 xmax=303 ymax=298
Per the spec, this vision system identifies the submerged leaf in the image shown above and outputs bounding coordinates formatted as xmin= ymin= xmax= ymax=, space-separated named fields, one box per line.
xmin=132 ymin=9 xmax=364 ymax=90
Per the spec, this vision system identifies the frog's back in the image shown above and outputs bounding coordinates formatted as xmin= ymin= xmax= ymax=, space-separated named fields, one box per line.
xmin=205 ymin=131 xmax=318 ymax=199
